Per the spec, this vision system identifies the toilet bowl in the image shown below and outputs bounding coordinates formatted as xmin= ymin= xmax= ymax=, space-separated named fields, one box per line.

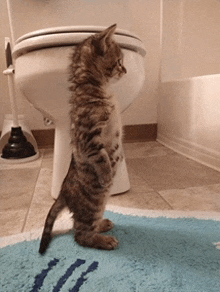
xmin=12 ymin=26 xmax=146 ymax=199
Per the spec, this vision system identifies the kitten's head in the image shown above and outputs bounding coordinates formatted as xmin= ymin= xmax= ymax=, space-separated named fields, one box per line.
xmin=80 ymin=24 xmax=127 ymax=83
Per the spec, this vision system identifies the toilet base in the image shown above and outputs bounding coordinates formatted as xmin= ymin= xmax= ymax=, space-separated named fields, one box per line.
xmin=51 ymin=121 xmax=130 ymax=199
xmin=109 ymin=157 xmax=131 ymax=195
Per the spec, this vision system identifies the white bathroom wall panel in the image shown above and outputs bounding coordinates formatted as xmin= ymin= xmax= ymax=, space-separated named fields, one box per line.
xmin=0 ymin=0 xmax=161 ymax=130
xmin=158 ymin=0 xmax=220 ymax=172
xmin=158 ymin=74 xmax=220 ymax=172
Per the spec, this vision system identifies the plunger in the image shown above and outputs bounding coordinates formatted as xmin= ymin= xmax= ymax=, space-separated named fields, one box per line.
xmin=1 ymin=38 xmax=36 ymax=160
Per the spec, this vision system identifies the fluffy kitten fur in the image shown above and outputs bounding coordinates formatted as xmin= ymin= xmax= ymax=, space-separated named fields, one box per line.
xmin=39 ymin=24 xmax=127 ymax=254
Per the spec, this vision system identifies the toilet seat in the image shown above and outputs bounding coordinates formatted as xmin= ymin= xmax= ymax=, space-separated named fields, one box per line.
xmin=13 ymin=26 xmax=146 ymax=59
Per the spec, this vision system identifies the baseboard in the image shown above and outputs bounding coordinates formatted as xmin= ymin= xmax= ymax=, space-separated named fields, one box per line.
xmin=0 ymin=124 xmax=157 ymax=149
xmin=123 ymin=124 xmax=157 ymax=143
xmin=157 ymin=133 xmax=220 ymax=173
xmin=30 ymin=124 xmax=157 ymax=149
xmin=32 ymin=129 xmax=55 ymax=149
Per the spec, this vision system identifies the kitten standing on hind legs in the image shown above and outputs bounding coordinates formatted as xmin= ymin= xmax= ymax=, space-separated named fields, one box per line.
xmin=39 ymin=24 xmax=127 ymax=254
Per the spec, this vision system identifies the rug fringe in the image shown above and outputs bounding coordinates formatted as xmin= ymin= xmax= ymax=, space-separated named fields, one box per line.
xmin=1 ymin=206 xmax=220 ymax=249
xmin=106 ymin=205 xmax=220 ymax=221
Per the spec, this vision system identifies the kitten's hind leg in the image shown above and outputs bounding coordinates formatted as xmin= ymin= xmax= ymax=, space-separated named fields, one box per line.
xmin=74 ymin=218 xmax=117 ymax=250
xmin=74 ymin=230 xmax=118 ymax=250
xmin=39 ymin=196 xmax=66 ymax=254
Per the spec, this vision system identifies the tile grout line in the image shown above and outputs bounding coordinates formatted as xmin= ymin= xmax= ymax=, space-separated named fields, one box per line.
xmin=126 ymin=163 xmax=175 ymax=211
xmin=126 ymin=155 xmax=175 ymax=211
xmin=126 ymin=161 xmax=175 ymax=210
xmin=155 ymin=191 xmax=174 ymax=210
xmin=21 ymin=150 xmax=45 ymax=233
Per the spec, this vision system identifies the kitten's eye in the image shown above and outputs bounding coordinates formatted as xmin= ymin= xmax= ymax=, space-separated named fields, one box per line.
xmin=106 ymin=59 xmax=123 ymax=73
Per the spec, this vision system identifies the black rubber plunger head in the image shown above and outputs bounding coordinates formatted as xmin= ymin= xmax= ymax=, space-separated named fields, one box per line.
xmin=1 ymin=127 xmax=36 ymax=159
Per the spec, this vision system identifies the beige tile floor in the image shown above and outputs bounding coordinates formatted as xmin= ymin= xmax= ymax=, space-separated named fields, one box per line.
xmin=1 ymin=141 xmax=220 ymax=237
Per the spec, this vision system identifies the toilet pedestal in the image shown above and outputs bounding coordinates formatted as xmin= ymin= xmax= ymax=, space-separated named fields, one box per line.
xmin=52 ymin=120 xmax=130 ymax=199
xmin=51 ymin=118 xmax=72 ymax=199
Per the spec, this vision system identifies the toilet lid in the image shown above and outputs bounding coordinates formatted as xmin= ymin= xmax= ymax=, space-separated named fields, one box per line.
xmin=13 ymin=26 xmax=146 ymax=58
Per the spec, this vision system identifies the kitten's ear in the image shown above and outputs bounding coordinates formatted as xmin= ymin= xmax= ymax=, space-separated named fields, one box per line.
xmin=92 ymin=24 xmax=117 ymax=55
xmin=99 ymin=24 xmax=117 ymax=42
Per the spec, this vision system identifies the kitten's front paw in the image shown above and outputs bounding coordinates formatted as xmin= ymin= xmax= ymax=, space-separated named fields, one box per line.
xmin=99 ymin=173 xmax=112 ymax=188
xmin=98 ymin=219 xmax=114 ymax=233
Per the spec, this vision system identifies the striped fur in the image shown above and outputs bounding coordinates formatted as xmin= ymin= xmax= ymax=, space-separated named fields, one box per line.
xmin=39 ymin=24 xmax=126 ymax=254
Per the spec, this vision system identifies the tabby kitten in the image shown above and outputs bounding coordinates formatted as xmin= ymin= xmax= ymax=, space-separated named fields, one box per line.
xmin=39 ymin=24 xmax=127 ymax=254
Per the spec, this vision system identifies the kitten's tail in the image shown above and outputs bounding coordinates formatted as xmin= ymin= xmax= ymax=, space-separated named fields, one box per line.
xmin=39 ymin=196 xmax=66 ymax=255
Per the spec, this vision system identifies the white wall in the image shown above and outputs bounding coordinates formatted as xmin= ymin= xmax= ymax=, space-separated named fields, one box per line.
xmin=0 ymin=0 xmax=161 ymax=131
xmin=161 ymin=0 xmax=220 ymax=82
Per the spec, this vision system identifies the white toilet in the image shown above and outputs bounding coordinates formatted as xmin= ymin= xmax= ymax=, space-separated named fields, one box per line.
xmin=10 ymin=25 xmax=146 ymax=199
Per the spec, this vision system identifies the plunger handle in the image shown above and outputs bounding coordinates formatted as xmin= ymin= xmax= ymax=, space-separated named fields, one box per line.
xmin=3 ymin=37 xmax=19 ymax=128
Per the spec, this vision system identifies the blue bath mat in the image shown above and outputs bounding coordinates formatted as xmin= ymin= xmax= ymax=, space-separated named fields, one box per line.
xmin=1 ymin=211 xmax=220 ymax=292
